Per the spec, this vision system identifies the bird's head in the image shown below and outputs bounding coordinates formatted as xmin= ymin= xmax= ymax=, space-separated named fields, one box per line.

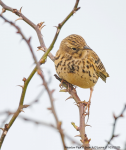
xmin=59 ymin=34 xmax=92 ymax=58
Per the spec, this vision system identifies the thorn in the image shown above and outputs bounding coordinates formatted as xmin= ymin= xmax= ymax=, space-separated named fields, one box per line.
xmin=113 ymin=134 xmax=119 ymax=138
xmin=84 ymin=134 xmax=91 ymax=144
xmin=105 ymin=140 xmax=108 ymax=143
xmin=20 ymin=109 xmax=25 ymax=113
xmin=15 ymin=17 xmax=23 ymax=22
xmin=53 ymin=26 xmax=58 ymax=29
xmin=37 ymin=48 xmax=42 ymax=51
xmin=37 ymin=22 xmax=44 ymax=28
xmin=51 ymin=89 xmax=55 ymax=94
xmin=23 ymin=118 xmax=28 ymax=121
xmin=33 ymin=99 xmax=39 ymax=103
xmin=37 ymin=46 xmax=45 ymax=52
xmin=37 ymin=46 xmax=42 ymax=49
xmin=74 ymin=135 xmax=81 ymax=137
xmin=0 ymin=128 xmax=4 ymax=131
xmin=75 ymin=103 xmax=80 ymax=107
xmin=47 ymin=107 xmax=52 ymax=110
xmin=65 ymin=96 xmax=73 ymax=101
xmin=19 ymin=7 xmax=23 ymax=13
xmin=73 ymin=7 xmax=80 ymax=14
xmin=17 ymin=85 xmax=24 ymax=88
xmin=1 ymin=8 xmax=6 ymax=15
xmin=16 ymin=31 xmax=20 ymax=34
xmin=120 ymin=114 xmax=123 ymax=117
xmin=27 ymin=37 xmax=31 ymax=43
xmin=39 ymin=25 xmax=46 ymax=31
xmin=80 ymin=139 xmax=84 ymax=144
xmin=23 ymin=105 xmax=29 ymax=108
xmin=22 ymin=77 xmax=26 ymax=82
xmin=37 ymin=22 xmax=45 ymax=31
xmin=113 ymin=113 xmax=117 ymax=119
xmin=75 ymin=7 xmax=81 ymax=12
xmin=85 ymin=124 xmax=92 ymax=127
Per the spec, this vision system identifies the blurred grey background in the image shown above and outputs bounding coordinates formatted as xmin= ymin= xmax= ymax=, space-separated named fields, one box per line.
xmin=0 ymin=0 xmax=126 ymax=149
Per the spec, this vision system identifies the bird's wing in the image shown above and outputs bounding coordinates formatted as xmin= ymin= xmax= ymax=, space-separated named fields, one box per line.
xmin=88 ymin=50 xmax=109 ymax=82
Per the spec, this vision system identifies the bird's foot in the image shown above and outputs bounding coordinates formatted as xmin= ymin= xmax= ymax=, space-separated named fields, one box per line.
xmin=77 ymin=100 xmax=88 ymax=106
xmin=67 ymin=82 xmax=74 ymax=92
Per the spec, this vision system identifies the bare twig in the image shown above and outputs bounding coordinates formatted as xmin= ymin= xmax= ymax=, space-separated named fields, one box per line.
xmin=0 ymin=14 xmax=43 ymax=148
xmin=0 ymin=105 xmax=29 ymax=147
xmin=0 ymin=1 xmax=44 ymax=46
xmin=0 ymin=110 xmax=81 ymax=147
xmin=0 ymin=0 xmax=54 ymax=61
xmin=19 ymin=115 xmax=82 ymax=146
xmin=105 ymin=104 xmax=126 ymax=149
xmin=19 ymin=116 xmax=56 ymax=128
xmin=0 ymin=0 xmax=80 ymax=149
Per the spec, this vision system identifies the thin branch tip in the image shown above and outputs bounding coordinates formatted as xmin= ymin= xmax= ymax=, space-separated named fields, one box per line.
xmin=20 ymin=109 xmax=25 ymax=113
xmin=1 ymin=8 xmax=6 ymax=15
xmin=15 ymin=17 xmax=23 ymax=22
xmin=66 ymin=96 xmax=73 ymax=101
xmin=22 ymin=77 xmax=26 ymax=82
xmin=71 ymin=122 xmax=79 ymax=131
xmin=0 ymin=0 xmax=80 ymax=148
xmin=17 ymin=85 xmax=24 ymax=88
xmin=19 ymin=6 xmax=23 ymax=13
xmin=75 ymin=135 xmax=81 ymax=137
xmin=37 ymin=22 xmax=45 ymax=31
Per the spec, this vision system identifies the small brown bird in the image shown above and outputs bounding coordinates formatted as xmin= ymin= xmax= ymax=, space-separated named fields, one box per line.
xmin=55 ymin=34 xmax=109 ymax=104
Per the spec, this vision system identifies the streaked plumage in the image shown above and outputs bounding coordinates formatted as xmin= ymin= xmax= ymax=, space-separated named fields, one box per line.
xmin=55 ymin=34 xmax=109 ymax=90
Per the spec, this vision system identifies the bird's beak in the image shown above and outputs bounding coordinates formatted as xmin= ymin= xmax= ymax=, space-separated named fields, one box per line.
xmin=83 ymin=45 xmax=92 ymax=50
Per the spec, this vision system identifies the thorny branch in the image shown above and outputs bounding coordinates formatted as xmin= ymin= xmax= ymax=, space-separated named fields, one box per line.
xmin=0 ymin=14 xmax=66 ymax=149
xmin=54 ymin=75 xmax=91 ymax=149
xmin=19 ymin=116 xmax=81 ymax=146
xmin=105 ymin=104 xmax=126 ymax=149
xmin=0 ymin=110 xmax=81 ymax=147
xmin=0 ymin=0 xmax=80 ymax=149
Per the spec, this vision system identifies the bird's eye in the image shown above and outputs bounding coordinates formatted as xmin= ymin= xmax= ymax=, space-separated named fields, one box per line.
xmin=72 ymin=48 xmax=76 ymax=50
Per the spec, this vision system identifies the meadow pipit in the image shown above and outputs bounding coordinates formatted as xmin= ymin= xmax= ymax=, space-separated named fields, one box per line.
xmin=55 ymin=34 xmax=109 ymax=104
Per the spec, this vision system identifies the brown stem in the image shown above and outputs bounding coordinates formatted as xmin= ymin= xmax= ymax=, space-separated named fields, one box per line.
xmin=105 ymin=104 xmax=126 ymax=149
xmin=54 ymin=75 xmax=91 ymax=149
xmin=0 ymin=0 xmax=80 ymax=149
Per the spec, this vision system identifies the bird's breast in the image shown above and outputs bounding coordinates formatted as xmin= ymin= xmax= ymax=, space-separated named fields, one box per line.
xmin=55 ymin=52 xmax=99 ymax=88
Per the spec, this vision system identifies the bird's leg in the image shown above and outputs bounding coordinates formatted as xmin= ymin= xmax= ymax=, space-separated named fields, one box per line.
xmin=86 ymin=87 xmax=94 ymax=123
xmin=89 ymin=87 xmax=93 ymax=104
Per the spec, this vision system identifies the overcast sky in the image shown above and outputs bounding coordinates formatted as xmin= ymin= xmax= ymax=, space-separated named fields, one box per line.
xmin=0 ymin=0 xmax=126 ymax=150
